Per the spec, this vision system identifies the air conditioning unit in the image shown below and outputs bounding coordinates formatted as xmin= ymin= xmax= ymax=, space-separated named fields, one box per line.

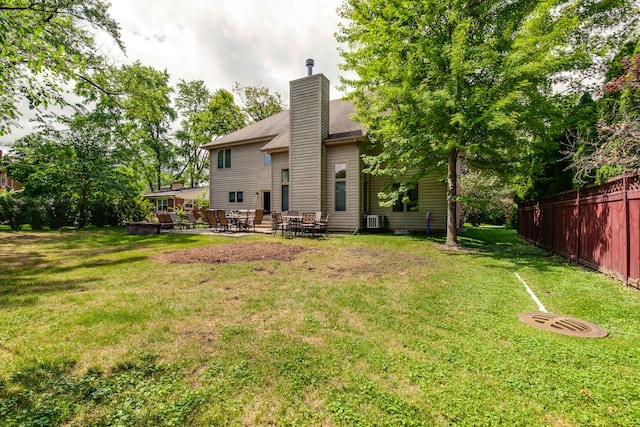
xmin=366 ymin=215 xmax=384 ymax=229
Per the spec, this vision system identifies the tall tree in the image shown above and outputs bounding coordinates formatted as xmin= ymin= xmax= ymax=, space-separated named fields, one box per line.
xmin=174 ymin=82 xmax=245 ymax=188
xmin=233 ymin=82 xmax=285 ymax=122
xmin=202 ymin=89 xmax=246 ymax=138
xmin=8 ymin=107 xmax=140 ymax=227
xmin=338 ymin=0 xmax=636 ymax=246
xmin=0 ymin=0 xmax=123 ymax=136
xmin=565 ymin=42 xmax=640 ymax=184
xmin=120 ymin=63 xmax=176 ymax=192
xmin=174 ymin=79 xmax=213 ymax=188
xmin=78 ymin=62 xmax=177 ymax=192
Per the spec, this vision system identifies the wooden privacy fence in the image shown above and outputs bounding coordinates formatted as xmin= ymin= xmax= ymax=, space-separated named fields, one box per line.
xmin=518 ymin=174 xmax=640 ymax=288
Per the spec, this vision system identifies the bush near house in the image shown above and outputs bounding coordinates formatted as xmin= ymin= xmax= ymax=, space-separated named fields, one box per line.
xmin=0 ymin=193 xmax=151 ymax=229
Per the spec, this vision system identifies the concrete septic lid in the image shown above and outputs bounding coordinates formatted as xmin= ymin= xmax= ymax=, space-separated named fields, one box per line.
xmin=518 ymin=312 xmax=608 ymax=338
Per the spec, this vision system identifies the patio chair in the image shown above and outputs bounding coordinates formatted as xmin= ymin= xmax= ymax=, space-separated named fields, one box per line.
xmin=314 ymin=212 xmax=330 ymax=236
xmin=205 ymin=209 xmax=219 ymax=230
xmin=271 ymin=212 xmax=285 ymax=236
xmin=157 ymin=212 xmax=174 ymax=230
xmin=246 ymin=209 xmax=263 ymax=232
xmin=216 ymin=209 xmax=230 ymax=232
xmin=185 ymin=211 xmax=201 ymax=228
xmin=167 ymin=211 xmax=184 ymax=229
xmin=301 ymin=212 xmax=317 ymax=237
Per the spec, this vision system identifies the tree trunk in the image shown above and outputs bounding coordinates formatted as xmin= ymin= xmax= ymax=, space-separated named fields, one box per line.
xmin=445 ymin=148 xmax=459 ymax=247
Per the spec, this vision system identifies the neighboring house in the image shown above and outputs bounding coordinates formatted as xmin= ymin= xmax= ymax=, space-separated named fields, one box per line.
xmin=143 ymin=182 xmax=208 ymax=217
xmin=202 ymin=67 xmax=454 ymax=232
xmin=0 ymin=150 xmax=22 ymax=192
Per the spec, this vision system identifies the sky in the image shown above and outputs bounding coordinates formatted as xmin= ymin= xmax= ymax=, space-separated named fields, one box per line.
xmin=1 ymin=0 xmax=351 ymax=150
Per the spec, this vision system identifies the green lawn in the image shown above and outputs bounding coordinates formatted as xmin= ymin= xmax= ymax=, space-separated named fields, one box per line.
xmin=1 ymin=227 xmax=639 ymax=426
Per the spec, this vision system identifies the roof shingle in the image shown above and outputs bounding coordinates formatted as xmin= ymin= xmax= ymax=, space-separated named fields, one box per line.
xmin=201 ymin=99 xmax=365 ymax=151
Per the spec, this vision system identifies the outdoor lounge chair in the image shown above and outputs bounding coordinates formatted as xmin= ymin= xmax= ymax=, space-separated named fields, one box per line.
xmin=245 ymin=209 xmax=263 ymax=232
xmin=167 ymin=211 xmax=185 ymax=229
xmin=185 ymin=211 xmax=200 ymax=228
xmin=157 ymin=212 xmax=175 ymax=230
xmin=205 ymin=209 xmax=219 ymax=230
xmin=216 ymin=209 xmax=230 ymax=232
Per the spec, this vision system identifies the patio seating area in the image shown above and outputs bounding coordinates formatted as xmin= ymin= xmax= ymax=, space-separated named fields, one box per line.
xmin=276 ymin=211 xmax=330 ymax=238
xmin=153 ymin=209 xmax=330 ymax=237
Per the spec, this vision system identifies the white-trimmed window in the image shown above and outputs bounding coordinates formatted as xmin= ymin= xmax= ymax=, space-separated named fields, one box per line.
xmin=281 ymin=169 xmax=289 ymax=211
xmin=335 ymin=163 xmax=347 ymax=211
xmin=217 ymin=149 xmax=231 ymax=168
xmin=156 ymin=199 xmax=168 ymax=212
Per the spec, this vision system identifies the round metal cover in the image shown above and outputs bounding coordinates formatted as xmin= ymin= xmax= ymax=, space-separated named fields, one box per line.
xmin=518 ymin=312 xmax=608 ymax=338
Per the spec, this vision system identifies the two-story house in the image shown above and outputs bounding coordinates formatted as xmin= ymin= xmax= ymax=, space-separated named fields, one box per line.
xmin=202 ymin=66 xmax=451 ymax=233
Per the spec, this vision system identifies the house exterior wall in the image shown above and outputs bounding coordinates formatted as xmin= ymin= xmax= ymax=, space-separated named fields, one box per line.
xmin=326 ymin=143 xmax=361 ymax=231
xmin=368 ymin=172 xmax=448 ymax=232
xmin=289 ymin=74 xmax=330 ymax=213
xmin=209 ymin=142 xmax=271 ymax=210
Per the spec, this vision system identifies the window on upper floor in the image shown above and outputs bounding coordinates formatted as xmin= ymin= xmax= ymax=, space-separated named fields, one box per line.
xmin=218 ymin=149 xmax=231 ymax=168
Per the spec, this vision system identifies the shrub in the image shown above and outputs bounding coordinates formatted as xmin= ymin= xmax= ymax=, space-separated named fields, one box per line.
xmin=89 ymin=198 xmax=120 ymax=227
xmin=0 ymin=192 xmax=29 ymax=230
xmin=45 ymin=196 xmax=72 ymax=229
xmin=118 ymin=197 xmax=154 ymax=223
xmin=28 ymin=197 xmax=47 ymax=230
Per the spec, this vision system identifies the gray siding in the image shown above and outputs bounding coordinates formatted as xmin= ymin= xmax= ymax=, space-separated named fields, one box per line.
xmin=368 ymin=172 xmax=447 ymax=231
xmin=326 ymin=144 xmax=360 ymax=231
xmin=209 ymin=143 xmax=271 ymax=211
xmin=289 ymin=74 xmax=329 ymax=212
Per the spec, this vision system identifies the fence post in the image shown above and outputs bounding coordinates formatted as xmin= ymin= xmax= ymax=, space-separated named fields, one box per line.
xmin=624 ymin=174 xmax=630 ymax=284
xmin=576 ymin=189 xmax=580 ymax=262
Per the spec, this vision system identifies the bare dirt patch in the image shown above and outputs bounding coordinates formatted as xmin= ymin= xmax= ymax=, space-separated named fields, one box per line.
xmin=153 ymin=242 xmax=305 ymax=264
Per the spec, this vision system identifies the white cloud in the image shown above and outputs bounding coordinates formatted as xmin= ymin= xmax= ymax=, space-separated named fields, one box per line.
xmin=1 ymin=0 xmax=353 ymax=149
xmin=107 ymin=0 xmax=349 ymax=99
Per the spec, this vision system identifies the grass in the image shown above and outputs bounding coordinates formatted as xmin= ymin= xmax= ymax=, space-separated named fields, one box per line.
xmin=0 ymin=226 xmax=639 ymax=426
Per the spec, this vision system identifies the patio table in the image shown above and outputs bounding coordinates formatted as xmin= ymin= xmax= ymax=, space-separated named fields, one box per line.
xmin=226 ymin=213 xmax=250 ymax=232
xmin=283 ymin=215 xmax=303 ymax=237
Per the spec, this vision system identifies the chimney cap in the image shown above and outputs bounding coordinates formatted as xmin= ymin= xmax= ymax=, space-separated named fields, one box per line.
xmin=306 ymin=58 xmax=314 ymax=76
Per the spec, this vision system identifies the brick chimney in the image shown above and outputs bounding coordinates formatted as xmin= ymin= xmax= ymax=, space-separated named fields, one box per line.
xmin=171 ymin=181 xmax=182 ymax=191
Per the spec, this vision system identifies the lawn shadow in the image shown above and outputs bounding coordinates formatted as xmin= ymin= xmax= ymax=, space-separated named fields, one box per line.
xmin=0 ymin=276 xmax=97 ymax=308
xmin=1 ymin=227 xmax=206 ymax=277
xmin=407 ymin=226 xmax=569 ymax=273
xmin=0 ymin=227 xmax=208 ymax=304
